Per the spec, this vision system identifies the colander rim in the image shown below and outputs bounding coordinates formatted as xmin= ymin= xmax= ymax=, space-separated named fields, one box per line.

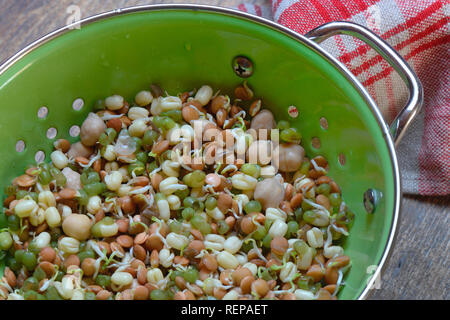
xmin=0 ymin=3 xmax=401 ymax=300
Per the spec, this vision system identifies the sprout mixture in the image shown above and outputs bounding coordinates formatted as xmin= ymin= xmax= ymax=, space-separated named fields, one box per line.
xmin=0 ymin=82 xmax=354 ymax=300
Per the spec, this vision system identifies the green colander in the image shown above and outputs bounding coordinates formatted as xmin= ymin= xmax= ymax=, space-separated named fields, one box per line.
xmin=0 ymin=4 xmax=422 ymax=299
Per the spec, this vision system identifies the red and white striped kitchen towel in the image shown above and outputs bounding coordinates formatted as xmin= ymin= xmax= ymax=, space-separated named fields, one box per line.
xmin=238 ymin=0 xmax=449 ymax=195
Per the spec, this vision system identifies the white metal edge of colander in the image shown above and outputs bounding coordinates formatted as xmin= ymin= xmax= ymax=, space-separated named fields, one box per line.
xmin=0 ymin=4 xmax=400 ymax=300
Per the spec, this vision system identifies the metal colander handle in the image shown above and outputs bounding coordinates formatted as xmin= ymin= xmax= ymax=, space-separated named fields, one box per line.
xmin=305 ymin=21 xmax=423 ymax=146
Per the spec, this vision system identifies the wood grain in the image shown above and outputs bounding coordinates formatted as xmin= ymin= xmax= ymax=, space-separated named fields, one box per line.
xmin=0 ymin=0 xmax=448 ymax=300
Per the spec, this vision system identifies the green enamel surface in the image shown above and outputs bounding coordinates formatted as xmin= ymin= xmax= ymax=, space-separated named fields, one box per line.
xmin=0 ymin=9 xmax=395 ymax=299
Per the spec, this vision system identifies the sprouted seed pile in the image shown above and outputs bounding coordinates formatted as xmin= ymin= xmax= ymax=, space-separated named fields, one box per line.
xmin=0 ymin=83 xmax=355 ymax=300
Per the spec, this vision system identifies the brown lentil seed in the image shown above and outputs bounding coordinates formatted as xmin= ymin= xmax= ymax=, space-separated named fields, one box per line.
xmin=175 ymin=276 xmax=187 ymax=290
xmin=173 ymin=291 xmax=187 ymax=300
xmin=137 ymin=267 xmax=147 ymax=285
xmin=0 ymin=286 xmax=9 ymax=298
xmin=4 ymin=267 xmax=16 ymax=287
xmin=14 ymin=175 xmax=36 ymax=188
xmin=330 ymin=181 xmax=341 ymax=194
xmin=173 ymin=256 xmax=189 ymax=266
xmin=116 ymin=219 xmax=129 ymax=233
xmin=144 ymin=282 xmax=158 ymax=294
xmin=152 ymin=140 xmax=170 ymax=155
xmin=134 ymin=232 xmax=148 ymax=245
xmin=240 ymin=275 xmax=255 ymax=294
xmin=87 ymin=285 xmax=103 ymax=294
xmin=94 ymin=210 xmax=105 ymax=222
xmin=39 ymin=247 xmax=56 ymax=263
xmin=317 ymin=288 xmax=332 ymax=300
xmin=306 ymin=264 xmax=325 ymax=282
xmin=182 ymin=106 xmax=200 ymax=122
xmin=53 ymin=255 xmax=62 ymax=267
xmin=58 ymin=188 xmax=77 ymax=200
xmin=64 ymin=254 xmax=80 ymax=268
xmin=39 ymin=261 xmax=56 ymax=278
xmin=216 ymin=108 xmax=227 ymax=127
xmin=280 ymin=201 xmax=293 ymax=214
xmin=316 ymin=194 xmax=331 ymax=211
xmin=290 ymin=193 xmax=303 ymax=209
xmin=316 ymin=176 xmax=331 ymax=185
xmin=249 ymin=100 xmax=261 ymax=117
xmin=217 ymin=193 xmax=233 ymax=213
xmin=251 ymin=279 xmax=269 ymax=297
xmin=199 ymin=268 xmax=211 ymax=281
xmin=213 ymin=287 xmax=226 ymax=299
xmin=313 ymin=156 xmax=328 ymax=168
xmin=210 ymin=95 xmax=228 ymax=114
xmin=185 ymin=240 xmax=205 ymax=258
xmin=118 ymin=196 xmax=136 ymax=214
xmin=93 ymin=159 xmax=101 ymax=173
xmin=131 ymin=259 xmax=145 ymax=270
xmin=225 ymin=216 xmax=236 ymax=229
xmin=3 ymin=195 xmax=15 ymax=208
xmin=284 ymin=183 xmax=294 ymax=201
xmin=75 ymin=156 xmax=89 ymax=165
xmin=184 ymin=288 xmax=199 ymax=299
xmin=35 ymin=222 xmax=48 ymax=235
xmin=81 ymin=258 xmax=96 ymax=277
xmin=106 ymin=118 xmax=123 ymax=132
xmin=96 ymin=290 xmax=112 ymax=300
xmin=110 ymin=242 xmax=125 ymax=256
xmin=270 ymin=236 xmax=289 ymax=256
xmin=205 ymin=173 xmax=221 ymax=189
xmin=249 ymin=259 xmax=266 ymax=267
xmin=202 ymin=254 xmax=218 ymax=272
xmin=220 ymin=270 xmax=233 ymax=286
xmin=145 ymin=234 xmax=164 ymax=251
xmin=151 ymin=173 xmax=163 ymax=190
xmin=54 ymin=139 xmax=71 ymax=152
xmin=133 ymin=244 xmax=147 ymax=261
xmin=267 ymin=279 xmax=277 ymax=290
xmin=326 ymin=255 xmax=350 ymax=268
xmin=150 ymin=249 xmax=159 ymax=268
xmin=325 ymin=267 xmax=339 ymax=285
xmin=134 ymin=285 xmax=149 ymax=300
xmin=240 ymin=216 xmax=256 ymax=234
xmin=116 ymin=234 xmax=134 ymax=248
xmin=123 ymin=267 xmax=137 ymax=278
xmin=120 ymin=116 xmax=132 ymax=127
xmin=315 ymin=253 xmax=326 ymax=265
xmin=190 ymin=229 xmax=204 ymax=241
xmin=132 ymin=176 xmax=150 ymax=187
xmin=281 ymin=292 xmax=296 ymax=300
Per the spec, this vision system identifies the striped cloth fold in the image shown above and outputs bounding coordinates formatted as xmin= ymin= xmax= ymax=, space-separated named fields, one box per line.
xmin=238 ymin=0 xmax=449 ymax=195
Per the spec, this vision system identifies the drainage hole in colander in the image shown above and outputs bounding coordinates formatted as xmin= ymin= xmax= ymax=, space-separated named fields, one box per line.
xmin=37 ymin=106 xmax=48 ymax=119
xmin=46 ymin=127 xmax=57 ymax=139
xmin=34 ymin=150 xmax=45 ymax=163
xmin=15 ymin=140 xmax=25 ymax=153
xmin=69 ymin=125 xmax=80 ymax=137
xmin=311 ymin=136 xmax=321 ymax=149
xmin=72 ymin=98 xmax=84 ymax=111
xmin=319 ymin=117 xmax=328 ymax=130
xmin=338 ymin=153 xmax=346 ymax=166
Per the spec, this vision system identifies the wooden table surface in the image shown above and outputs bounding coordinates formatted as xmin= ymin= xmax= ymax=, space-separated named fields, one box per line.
xmin=1 ymin=0 xmax=448 ymax=300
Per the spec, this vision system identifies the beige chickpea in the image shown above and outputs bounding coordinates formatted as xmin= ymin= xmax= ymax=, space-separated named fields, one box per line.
xmin=273 ymin=143 xmax=305 ymax=172
xmin=253 ymin=177 xmax=285 ymax=210
xmin=80 ymin=113 xmax=106 ymax=147
xmin=62 ymin=214 xmax=92 ymax=241
xmin=67 ymin=142 xmax=94 ymax=159
xmin=250 ymin=109 xmax=276 ymax=138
